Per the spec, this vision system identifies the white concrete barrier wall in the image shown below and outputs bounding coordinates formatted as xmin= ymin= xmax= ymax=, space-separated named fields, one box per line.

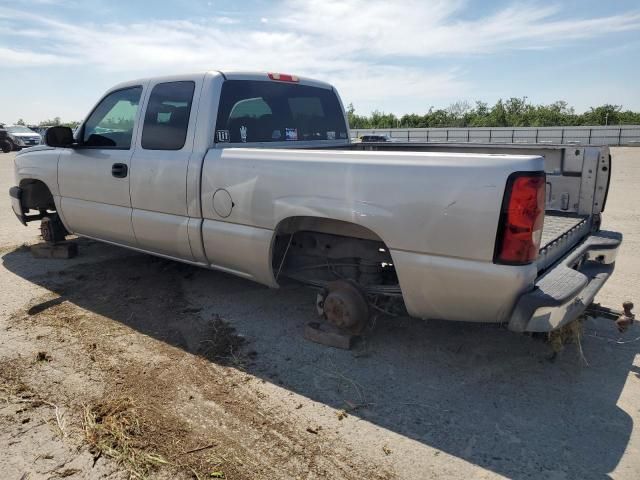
xmin=352 ymin=126 xmax=640 ymax=145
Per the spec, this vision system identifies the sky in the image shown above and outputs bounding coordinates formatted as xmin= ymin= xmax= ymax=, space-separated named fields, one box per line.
xmin=1 ymin=0 xmax=639 ymax=124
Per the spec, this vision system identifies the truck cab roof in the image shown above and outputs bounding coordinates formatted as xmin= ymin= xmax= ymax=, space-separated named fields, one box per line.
xmin=109 ymin=71 xmax=334 ymax=93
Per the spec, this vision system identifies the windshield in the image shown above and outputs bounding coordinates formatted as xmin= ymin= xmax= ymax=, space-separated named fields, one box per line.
xmin=215 ymin=80 xmax=348 ymax=143
xmin=7 ymin=126 xmax=36 ymax=134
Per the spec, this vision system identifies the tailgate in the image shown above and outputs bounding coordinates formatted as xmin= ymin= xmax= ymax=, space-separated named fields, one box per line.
xmin=537 ymin=214 xmax=591 ymax=272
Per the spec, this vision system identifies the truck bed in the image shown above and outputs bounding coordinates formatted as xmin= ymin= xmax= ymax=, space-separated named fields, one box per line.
xmin=538 ymin=214 xmax=590 ymax=272
xmin=338 ymin=142 xmax=605 ymax=274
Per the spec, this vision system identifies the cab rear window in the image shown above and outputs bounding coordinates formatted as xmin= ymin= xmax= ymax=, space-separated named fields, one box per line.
xmin=215 ymin=80 xmax=348 ymax=143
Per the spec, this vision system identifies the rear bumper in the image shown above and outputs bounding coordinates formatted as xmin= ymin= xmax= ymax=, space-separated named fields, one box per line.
xmin=509 ymin=230 xmax=622 ymax=332
xmin=9 ymin=186 xmax=27 ymax=226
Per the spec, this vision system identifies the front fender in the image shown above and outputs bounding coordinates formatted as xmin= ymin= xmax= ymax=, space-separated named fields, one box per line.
xmin=14 ymin=148 xmax=61 ymax=196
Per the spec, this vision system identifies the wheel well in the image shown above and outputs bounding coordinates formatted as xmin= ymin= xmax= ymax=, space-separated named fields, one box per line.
xmin=271 ymin=216 xmax=399 ymax=294
xmin=274 ymin=216 xmax=384 ymax=242
xmin=19 ymin=179 xmax=55 ymax=211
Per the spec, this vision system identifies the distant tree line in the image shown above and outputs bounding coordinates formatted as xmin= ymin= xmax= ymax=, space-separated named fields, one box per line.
xmin=13 ymin=98 xmax=640 ymax=131
xmin=16 ymin=117 xmax=80 ymax=129
xmin=347 ymin=99 xmax=640 ymax=129
xmin=17 ymin=116 xmax=131 ymax=131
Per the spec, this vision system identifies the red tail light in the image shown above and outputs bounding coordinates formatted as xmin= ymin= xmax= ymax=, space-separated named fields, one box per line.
xmin=268 ymin=72 xmax=299 ymax=83
xmin=494 ymin=172 xmax=546 ymax=265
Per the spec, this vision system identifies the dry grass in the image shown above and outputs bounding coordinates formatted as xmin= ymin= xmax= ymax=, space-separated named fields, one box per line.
xmin=548 ymin=317 xmax=588 ymax=365
xmin=0 ymin=359 xmax=29 ymax=399
xmin=197 ymin=314 xmax=246 ymax=364
xmin=82 ymin=397 xmax=169 ymax=480
xmin=81 ymin=391 xmax=228 ymax=479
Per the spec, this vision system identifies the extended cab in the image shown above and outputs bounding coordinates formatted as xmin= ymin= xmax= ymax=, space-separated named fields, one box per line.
xmin=9 ymin=71 xmax=622 ymax=334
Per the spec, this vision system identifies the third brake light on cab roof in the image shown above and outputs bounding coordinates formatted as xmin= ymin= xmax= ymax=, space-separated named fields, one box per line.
xmin=267 ymin=72 xmax=299 ymax=83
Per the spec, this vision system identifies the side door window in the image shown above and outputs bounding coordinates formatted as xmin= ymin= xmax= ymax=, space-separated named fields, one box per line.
xmin=141 ymin=81 xmax=195 ymax=150
xmin=82 ymin=87 xmax=143 ymax=149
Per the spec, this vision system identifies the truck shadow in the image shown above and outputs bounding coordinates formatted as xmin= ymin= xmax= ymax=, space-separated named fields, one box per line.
xmin=3 ymin=241 xmax=636 ymax=480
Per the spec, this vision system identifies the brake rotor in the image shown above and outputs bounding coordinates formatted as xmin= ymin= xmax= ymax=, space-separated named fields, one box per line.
xmin=320 ymin=280 xmax=369 ymax=335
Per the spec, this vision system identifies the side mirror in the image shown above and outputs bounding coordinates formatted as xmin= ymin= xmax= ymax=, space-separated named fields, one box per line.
xmin=45 ymin=126 xmax=75 ymax=147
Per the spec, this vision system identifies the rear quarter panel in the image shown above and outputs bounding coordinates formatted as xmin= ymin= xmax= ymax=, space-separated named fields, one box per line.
xmin=201 ymin=148 xmax=543 ymax=261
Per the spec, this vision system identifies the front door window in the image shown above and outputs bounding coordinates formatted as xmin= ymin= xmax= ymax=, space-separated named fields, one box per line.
xmin=82 ymin=86 xmax=143 ymax=149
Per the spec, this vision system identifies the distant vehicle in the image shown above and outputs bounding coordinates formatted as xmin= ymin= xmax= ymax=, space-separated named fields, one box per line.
xmin=0 ymin=126 xmax=11 ymax=153
xmin=30 ymin=126 xmax=54 ymax=137
xmin=359 ymin=134 xmax=391 ymax=142
xmin=5 ymin=125 xmax=42 ymax=150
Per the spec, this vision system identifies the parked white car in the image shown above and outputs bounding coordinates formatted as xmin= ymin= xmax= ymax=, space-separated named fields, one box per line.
xmin=5 ymin=125 xmax=42 ymax=150
xmin=9 ymin=71 xmax=621 ymax=335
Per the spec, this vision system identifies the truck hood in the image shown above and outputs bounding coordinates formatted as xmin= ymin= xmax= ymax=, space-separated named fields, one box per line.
xmin=15 ymin=144 xmax=54 ymax=156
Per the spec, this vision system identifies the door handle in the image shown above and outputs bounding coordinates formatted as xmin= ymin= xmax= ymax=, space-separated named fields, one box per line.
xmin=111 ymin=163 xmax=128 ymax=178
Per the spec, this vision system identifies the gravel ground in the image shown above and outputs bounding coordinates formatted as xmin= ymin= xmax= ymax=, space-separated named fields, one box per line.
xmin=0 ymin=148 xmax=639 ymax=480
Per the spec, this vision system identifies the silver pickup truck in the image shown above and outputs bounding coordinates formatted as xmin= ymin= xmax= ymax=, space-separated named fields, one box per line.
xmin=9 ymin=71 xmax=621 ymax=335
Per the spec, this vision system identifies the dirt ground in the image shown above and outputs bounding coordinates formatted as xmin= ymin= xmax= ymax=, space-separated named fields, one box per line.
xmin=1 ymin=148 xmax=639 ymax=480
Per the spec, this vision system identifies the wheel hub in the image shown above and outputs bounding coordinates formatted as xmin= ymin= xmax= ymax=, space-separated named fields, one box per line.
xmin=321 ymin=280 xmax=369 ymax=334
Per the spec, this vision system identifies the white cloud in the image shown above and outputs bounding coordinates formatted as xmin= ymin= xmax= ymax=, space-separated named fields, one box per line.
xmin=1 ymin=1 xmax=639 ymax=114
xmin=0 ymin=46 xmax=76 ymax=67
xmin=331 ymin=66 xmax=468 ymax=112
xmin=215 ymin=16 xmax=238 ymax=25
xmin=279 ymin=0 xmax=640 ymax=56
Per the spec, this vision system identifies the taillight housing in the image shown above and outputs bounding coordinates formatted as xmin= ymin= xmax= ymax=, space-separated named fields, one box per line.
xmin=494 ymin=172 xmax=546 ymax=265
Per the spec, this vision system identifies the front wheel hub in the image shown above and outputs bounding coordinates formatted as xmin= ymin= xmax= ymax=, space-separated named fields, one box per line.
xmin=40 ymin=215 xmax=68 ymax=244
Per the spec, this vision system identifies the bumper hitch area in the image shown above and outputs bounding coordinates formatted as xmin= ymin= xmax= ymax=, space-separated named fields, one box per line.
xmin=585 ymin=301 xmax=635 ymax=332
xmin=510 ymin=230 xmax=623 ymax=333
